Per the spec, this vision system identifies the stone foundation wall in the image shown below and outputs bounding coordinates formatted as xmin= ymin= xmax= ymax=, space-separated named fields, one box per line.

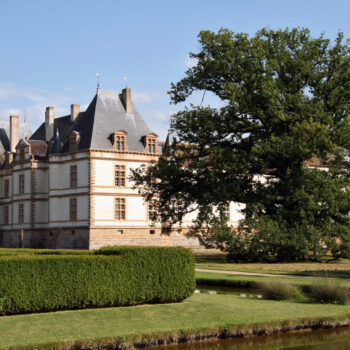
xmin=89 ymin=227 xmax=200 ymax=250
xmin=0 ymin=227 xmax=200 ymax=250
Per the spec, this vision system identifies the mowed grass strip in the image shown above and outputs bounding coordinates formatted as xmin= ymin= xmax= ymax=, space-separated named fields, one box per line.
xmin=1 ymin=294 xmax=350 ymax=349
xmin=194 ymin=252 xmax=350 ymax=279
xmin=195 ymin=271 xmax=350 ymax=289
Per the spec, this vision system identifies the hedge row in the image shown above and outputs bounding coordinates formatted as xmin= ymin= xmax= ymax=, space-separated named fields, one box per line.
xmin=0 ymin=246 xmax=195 ymax=315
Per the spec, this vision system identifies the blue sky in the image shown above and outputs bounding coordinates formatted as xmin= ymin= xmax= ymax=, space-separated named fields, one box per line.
xmin=1 ymin=0 xmax=350 ymax=140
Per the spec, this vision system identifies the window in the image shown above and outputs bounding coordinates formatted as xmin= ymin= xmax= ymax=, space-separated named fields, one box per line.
xmin=70 ymin=198 xmax=77 ymax=221
xmin=70 ymin=165 xmax=77 ymax=189
xmin=145 ymin=134 xmax=158 ymax=153
xmin=70 ymin=132 xmax=80 ymax=152
xmin=19 ymin=175 xmax=24 ymax=195
xmin=18 ymin=203 xmax=24 ymax=224
xmin=19 ymin=148 xmax=25 ymax=161
xmin=222 ymin=204 xmax=230 ymax=220
xmin=115 ymin=165 xmax=126 ymax=187
xmin=115 ymin=198 xmax=126 ymax=220
xmin=113 ymin=131 xmax=127 ymax=151
xmin=147 ymin=199 xmax=158 ymax=221
xmin=4 ymin=179 xmax=9 ymax=198
xmin=4 ymin=206 xmax=9 ymax=225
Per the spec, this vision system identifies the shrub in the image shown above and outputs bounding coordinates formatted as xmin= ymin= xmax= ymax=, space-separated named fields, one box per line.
xmin=309 ymin=278 xmax=348 ymax=305
xmin=259 ymin=281 xmax=303 ymax=301
xmin=0 ymin=246 xmax=195 ymax=315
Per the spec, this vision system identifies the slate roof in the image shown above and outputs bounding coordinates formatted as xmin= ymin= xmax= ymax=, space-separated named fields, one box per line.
xmin=30 ymin=89 xmax=161 ymax=154
xmin=0 ymin=120 xmax=32 ymax=154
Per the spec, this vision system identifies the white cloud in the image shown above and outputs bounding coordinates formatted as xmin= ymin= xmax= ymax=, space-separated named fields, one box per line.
xmin=185 ymin=54 xmax=198 ymax=69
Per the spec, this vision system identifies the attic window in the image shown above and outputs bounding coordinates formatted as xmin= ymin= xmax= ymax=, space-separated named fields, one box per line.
xmin=145 ymin=134 xmax=158 ymax=153
xmin=113 ymin=131 xmax=128 ymax=151
xmin=19 ymin=147 xmax=25 ymax=161
xmin=70 ymin=132 xmax=80 ymax=152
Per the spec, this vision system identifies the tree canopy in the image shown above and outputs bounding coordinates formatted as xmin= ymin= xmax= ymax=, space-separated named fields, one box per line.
xmin=132 ymin=28 xmax=350 ymax=261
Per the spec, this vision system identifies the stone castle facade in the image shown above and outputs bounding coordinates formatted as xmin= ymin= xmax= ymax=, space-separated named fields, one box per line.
xmin=0 ymin=88 xmax=244 ymax=249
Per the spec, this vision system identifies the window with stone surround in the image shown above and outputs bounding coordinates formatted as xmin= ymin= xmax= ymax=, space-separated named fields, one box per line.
xmin=70 ymin=165 xmax=77 ymax=189
xmin=222 ymin=203 xmax=230 ymax=221
xmin=113 ymin=131 xmax=128 ymax=151
xmin=115 ymin=198 xmax=126 ymax=220
xmin=4 ymin=206 xmax=9 ymax=225
xmin=19 ymin=147 xmax=25 ymax=161
xmin=145 ymin=133 xmax=158 ymax=154
xmin=147 ymin=199 xmax=158 ymax=221
xmin=18 ymin=203 xmax=24 ymax=224
xmin=70 ymin=198 xmax=77 ymax=221
xmin=70 ymin=132 xmax=80 ymax=152
xmin=115 ymin=165 xmax=126 ymax=187
xmin=4 ymin=179 xmax=9 ymax=198
xmin=19 ymin=174 xmax=24 ymax=195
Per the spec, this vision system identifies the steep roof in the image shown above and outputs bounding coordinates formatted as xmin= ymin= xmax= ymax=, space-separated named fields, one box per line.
xmin=0 ymin=120 xmax=32 ymax=154
xmin=30 ymin=89 xmax=160 ymax=154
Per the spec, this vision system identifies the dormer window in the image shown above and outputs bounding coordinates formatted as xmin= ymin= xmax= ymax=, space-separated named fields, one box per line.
xmin=145 ymin=133 xmax=158 ymax=153
xmin=70 ymin=132 xmax=80 ymax=152
xmin=113 ymin=131 xmax=128 ymax=151
xmin=19 ymin=147 xmax=25 ymax=161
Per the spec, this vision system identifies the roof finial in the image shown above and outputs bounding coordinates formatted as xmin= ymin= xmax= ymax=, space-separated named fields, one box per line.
xmin=96 ymin=72 xmax=100 ymax=92
xmin=124 ymin=76 xmax=128 ymax=88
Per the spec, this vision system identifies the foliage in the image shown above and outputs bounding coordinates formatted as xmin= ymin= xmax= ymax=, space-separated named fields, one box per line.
xmin=259 ymin=281 xmax=303 ymax=301
xmin=132 ymin=27 xmax=350 ymax=261
xmin=310 ymin=278 xmax=348 ymax=304
xmin=0 ymin=247 xmax=195 ymax=315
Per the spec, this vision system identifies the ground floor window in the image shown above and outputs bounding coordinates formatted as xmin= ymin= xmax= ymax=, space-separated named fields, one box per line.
xmin=115 ymin=198 xmax=126 ymax=220
xmin=4 ymin=206 xmax=9 ymax=225
xmin=70 ymin=198 xmax=77 ymax=221
xmin=18 ymin=203 xmax=24 ymax=224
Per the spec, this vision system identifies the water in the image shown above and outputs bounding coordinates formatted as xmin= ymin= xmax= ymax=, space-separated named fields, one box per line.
xmin=155 ymin=327 xmax=350 ymax=350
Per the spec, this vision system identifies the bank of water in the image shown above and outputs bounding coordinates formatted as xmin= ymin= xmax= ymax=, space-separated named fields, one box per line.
xmin=190 ymin=285 xmax=350 ymax=349
xmin=155 ymin=327 xmax=350 ymax=350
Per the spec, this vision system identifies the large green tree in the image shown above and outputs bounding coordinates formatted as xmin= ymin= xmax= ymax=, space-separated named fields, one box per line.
xmin=132 ymin=28 xmax=350 ymax=261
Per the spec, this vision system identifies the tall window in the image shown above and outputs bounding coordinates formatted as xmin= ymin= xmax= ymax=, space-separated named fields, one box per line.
xmin=115 ymin=165 xmax=126 ymax=187
xmin=70 ymin=165 xmax=77 ymax=188
xmin=19 ymin=148 xmax=25 ymax=161
xmin=70 ymin=198 xmax=77 ymax=221
xmin=70 ymin=133 xmax=80 ymax=152
xmin=113 ymin=132 xmax=127 ymax=151
xmin=4 ymin=179 xmax=9 ymax=198
xmin=19 ymin=174 xmax=24 ymax=195
xmin=18 ymin=203 xmax=24 ymax=224
xmin=147 ymin=199 xmax=158 ymax=221
xmin=4 ymin=206 xmax=9 ymax=225
xmin=115 ymin=198 xmax=126 ymax=220
xmin=223 ymin=204 xmax=230 ymax=220
xmin=145 ymin=134 xmax=158 ymax=153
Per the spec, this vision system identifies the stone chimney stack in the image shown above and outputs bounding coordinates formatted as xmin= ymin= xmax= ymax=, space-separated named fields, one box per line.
xmin=122 ymin=88 xmax=132 ymax=113
xmin=45 ymin=107 xmax=54 ymax=141
xmin=71 ymin=104 xmax=80 ymax=122
xmin=10 ymin=115 xmax=19 ymax=153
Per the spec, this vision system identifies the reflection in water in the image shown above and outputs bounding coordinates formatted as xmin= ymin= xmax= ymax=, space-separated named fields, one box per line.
xmin=155 ymin=327 xmax=350 ymax=350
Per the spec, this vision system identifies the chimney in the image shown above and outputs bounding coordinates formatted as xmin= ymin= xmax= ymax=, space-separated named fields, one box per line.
xmin=10 ymin=115 xmax=19 ymax=153
xmin=71 ymin=104 xmax=80 ymax=122
xmin=45 ymin=107 xmax=54 ymax=141
xmin=122 ymin=88 xmax=132 ymax=113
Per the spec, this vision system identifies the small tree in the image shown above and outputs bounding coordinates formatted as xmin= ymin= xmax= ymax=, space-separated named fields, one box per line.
xmin=132 ymin=28 xmax=350 ymax=261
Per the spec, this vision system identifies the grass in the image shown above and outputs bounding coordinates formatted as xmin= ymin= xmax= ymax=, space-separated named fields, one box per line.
xmin=194 ymin=251 xmax=350 ymax=279
xmin=1 ymin=293 xmax=350 ymax=349
xmin=259 ymin=281 xmax=304 ymax=301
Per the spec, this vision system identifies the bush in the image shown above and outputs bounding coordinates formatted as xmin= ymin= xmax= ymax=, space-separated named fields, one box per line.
xmin=259 ymin=281 xmax=303 ymax=301
xmin=309 ymin=278 xmax=348 ymax=305
xmin=0 ymin=246 xmax=195 ymax=315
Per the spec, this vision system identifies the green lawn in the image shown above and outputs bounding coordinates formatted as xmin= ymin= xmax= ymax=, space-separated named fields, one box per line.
xmin=1 ymin=294 xmax=350 ymax=349
xmin=194 ymin=252 xmax=350 ymax=279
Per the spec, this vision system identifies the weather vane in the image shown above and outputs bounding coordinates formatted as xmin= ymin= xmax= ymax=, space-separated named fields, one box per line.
xmin=96 ymin=72 xmax=100 ymax=91
xmin=124 ymin=76 xmax=128 ymax=88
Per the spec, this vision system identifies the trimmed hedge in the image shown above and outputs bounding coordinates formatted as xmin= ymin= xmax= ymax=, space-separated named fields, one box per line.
xmin=0 ymin=246 xmax=195 ymax=315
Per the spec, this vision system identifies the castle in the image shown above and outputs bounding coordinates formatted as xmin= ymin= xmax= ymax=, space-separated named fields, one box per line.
xmin=0 ymin=87 xmax=244 ymax=249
